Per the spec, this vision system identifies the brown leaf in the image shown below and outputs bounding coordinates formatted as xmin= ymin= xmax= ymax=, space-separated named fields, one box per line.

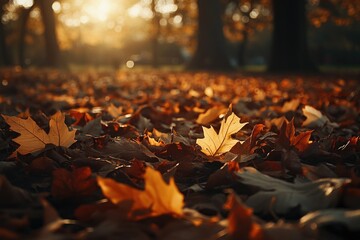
xmin=0 ymin=175 xmax=33 ymax=207
xmin=2 ymin=115 xmax=49 ymax=155
xmin=225 ymin=193 xmax=264 ymax=240
xmin=48 ymin=111 xmax=77 ymax=147
xmin=51 ymin=167 xmax=98 ymax=201
xmin=278 ymin=118 xmax=312 ymax=152
xmin=292 ymin=131 xmax=313 ymax=152
xmin=196 ymin=105 xmax=227 ymax=125
xmin=2 ymin=111 xmax=76 ymax=155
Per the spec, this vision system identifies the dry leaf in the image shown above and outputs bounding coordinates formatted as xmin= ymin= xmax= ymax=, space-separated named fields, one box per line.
xmin=236 ymin=167 xmax=350 ymax=214
xmin=278 ymin=119 xmax=313 ymax=152
xmin=97 ymin=167 xmax=183 ymax=219
xmin=2 ymin=111 xmax=76 ymax=155
xmin=51 ymin=167 xmax=98 ymax=201
xmin=196 ymin=112 xmax=247 ymax=156
xmin=225 ymin=193 xmax=264 ymax=240
xmin=1 ymin=115 xmax=49 ymax=155
xmin=302 ymin=105 xmax=338 ymax=128
xmin=48 ymin=111 xmax=77 ymax=147
xmin=0 ymin=175 xmax=33 ymax=207
xmin=281 ymin=99 xmax=300 ymax=113
xmin=196 ymin=106 xmax=227 ymax=125
xmin=107 ymin=103 xmax=123 ymax=118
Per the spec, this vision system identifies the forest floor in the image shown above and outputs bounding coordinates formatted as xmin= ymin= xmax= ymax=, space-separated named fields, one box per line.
xmin=0 ymin=68 xmax=359 ymax=240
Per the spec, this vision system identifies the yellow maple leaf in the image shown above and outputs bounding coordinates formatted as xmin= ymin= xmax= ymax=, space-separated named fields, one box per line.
xmin=196 ymin=112 xmax=247 ymax=156
xmin=2 ymin=111 xmax=76 ymax=155
xmin=97 ymin=167 xmax=184 ymax=219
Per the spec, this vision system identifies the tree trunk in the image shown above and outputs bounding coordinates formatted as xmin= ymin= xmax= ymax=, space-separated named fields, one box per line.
xmin=38 ymin=0 xmax=60 ymax=67
xmin=0 ymin=0 xmax=11 ymax=66
xmin=151 ymin=0 xmax=159 ymax=68
xmin=189 ymin=0 xmax=233 ymax=70
xmin=268 ymin=0 xmax=316 ymax=73
xmin=18 ymin=6 xmax=34 ymax=68
xmin=237 ymin=30 xmax=248 ymax=67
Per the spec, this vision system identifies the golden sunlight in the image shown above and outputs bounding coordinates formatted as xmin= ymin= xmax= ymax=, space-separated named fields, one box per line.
xmin=83 ymin=0 xmax=113 ymax=22
xmin=13 ymin=0 xmax=33 ymax=9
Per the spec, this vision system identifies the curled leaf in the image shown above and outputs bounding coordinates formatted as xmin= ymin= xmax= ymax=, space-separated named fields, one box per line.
xmin=236 ymin=167 xmax=350 ymax=214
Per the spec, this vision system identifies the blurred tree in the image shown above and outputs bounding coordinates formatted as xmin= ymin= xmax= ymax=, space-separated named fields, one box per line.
xmin=37 ymin=0 xmax=60 ymax=67
xmin=151 ymin=0 xmax=160 ymax=67
xmin=223 ymin=0 xmax=271 ymax=66
xmin=18 ymin=4 xmax=35 ymax=67
xmin=268 ymin=0 xmax=316 ymax=72
xmin=189 ymin=0 xmax=232 ymax=70
xmin=0 ymin=0 xmax=11 ymax=66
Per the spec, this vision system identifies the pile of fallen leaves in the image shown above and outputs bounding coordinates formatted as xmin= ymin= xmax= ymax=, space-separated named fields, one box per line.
xmin=0 ymin=68 xmax=359 ymax=239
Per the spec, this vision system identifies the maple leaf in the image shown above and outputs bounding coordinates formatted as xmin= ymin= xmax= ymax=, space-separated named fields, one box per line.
xmin=48 ymin=111 xmax=77 ymax=147
xmin=196 ymin=112 xmax=247 ymax=156
xmin=1 ymin=115 xmax=49 ymax=155
xmin=2 ymin=111 xmax=76 ymax=155
xmin=97 ymin=167 xmax=183 ymax=219
xmin=278 ymin=118 xmax=313 ymax=152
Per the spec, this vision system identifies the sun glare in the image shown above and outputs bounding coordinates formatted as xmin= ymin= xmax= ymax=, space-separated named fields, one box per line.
xmin=13 ymin=0 xmax=33 ymax=9
xmin=83 ymin=0 xmax=113 ymax=22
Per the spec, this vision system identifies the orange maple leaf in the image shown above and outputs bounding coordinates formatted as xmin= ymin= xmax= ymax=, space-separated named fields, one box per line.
xmin=2 ymin=111 xmax=76 ymax=155
xmin=97 ymin=167 xmax=184 ymax=219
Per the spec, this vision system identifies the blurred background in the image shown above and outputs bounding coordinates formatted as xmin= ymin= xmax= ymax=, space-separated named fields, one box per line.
xmin=0 ymin=0 xmax=359 ymax=72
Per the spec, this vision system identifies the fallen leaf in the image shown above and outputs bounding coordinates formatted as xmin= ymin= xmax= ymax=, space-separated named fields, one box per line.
xmin=92 ymin=138 xmax=163 ymax=162
xmin=51 ymin=167 xmax=98 ymax=201
xmin=236 ymin=167 xmax=349 ymax=215
xmin=196 ymin=105 xmax=227 ymax=125
xmin=2 ymin=115 xmax=49 ymax=155
xmin=69 ymin=108 xmax=93 ymax=126
xmin=0 ymin=175 xmax=33 ymax=207
xmin=281 ymin=99 xmax=300 ymax=113
xmin=225 ymin=193 xmax=264 ymax=240
xmin=107 ymin=103 xmax=123 ymax=118
xmin=81 ymin=117 xmax=102 ymax=136
xmin=2 ymin=111 xmax=76 ymax=155
xmin=48 ymin=111 xmax=77 ymax=147
xmin=278 ymin=119 xmax=312 ymax=152
xmin=302 ymin=105 xmax=338 ymax=128
xmin=196 ymin=112 xmax=247 ymax=156
xmin=233 ymin=124 xmax=265 ymax=155
xmin=97 ymin=167 xmax=184 ymax=219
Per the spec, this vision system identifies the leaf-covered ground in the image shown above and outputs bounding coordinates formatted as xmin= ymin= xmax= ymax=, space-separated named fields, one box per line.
xmin=0 ymin=68 xmax=359 ymax=240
